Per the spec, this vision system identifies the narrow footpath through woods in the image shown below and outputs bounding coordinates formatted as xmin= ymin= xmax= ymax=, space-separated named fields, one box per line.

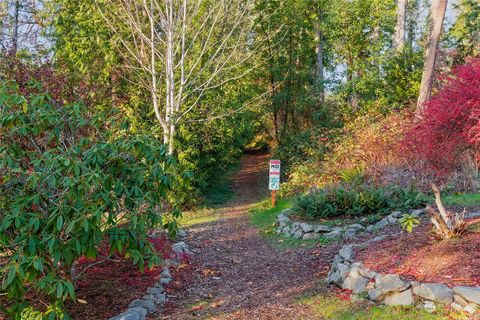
xmin=157 ymin=153 xmax=339 ymax=319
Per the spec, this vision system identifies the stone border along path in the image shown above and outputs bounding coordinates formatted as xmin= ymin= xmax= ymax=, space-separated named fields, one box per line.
xmin=276 ymin=208 xmax=425 ymax=240
xmin=326 ymin=235 xmax=480 ymax=315
xmin=109 ymin=234 xmax=191 ymax=320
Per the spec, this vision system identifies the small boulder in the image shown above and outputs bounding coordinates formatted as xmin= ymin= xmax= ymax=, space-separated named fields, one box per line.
xmin=413 ymin=283 xmax=453 ymax=304
xmin=344 ymin=228 xmax=358 ymax=239
xmin=293 ymin=229 xmax=304 ymax=239
xmin=368 ymin=289 xmax=382 ymax=301
xmin=348 ymin=224 xmax=365 ymax=231
xmin=172 ymin=241 xmax=190 ymax=255
xmin=454 ymin=294 xmax=469 ymax=306
xmin=324 ymin=230 xmax=342 ymax=239
xmin=327 ymin=263 xmax=350 ymax=285
xmin=339 ymin=245 xmax=355 ymax=261
xmin=129 ymin=299 xmax=157 ymax=314
xmin=313 ymin=225 xmax=331 ymax=233
xmin=453 ymin=286 xmax=480 ymax=305
xmin=342 ymin=275 xmax=369 ymax=294
xmin=281 ymin=226 xmax=291 ymax=235
xmin=161 ymin=267 xmax=172 ymax=279
xmin=302 ymin=232 xmax=320 ymax=240
xmin=383 ymin=289 xmax=414 ymax=306
xmin=300 ymin=223 xmax=314 ymax=233
xmin=147 ymin=287 xmax=164 ymax=295
xmin=375 ymin=274 xmax=410 ymax=295
xmin=277 ymin=214 xmax=290 ymax=224
xmin=421 ymin=301 xmax=437 ymax=313
xmin=465 ymin=303 xmax=477 ymax=314
xmin=110 ymin=307 xmax=147 ymax=320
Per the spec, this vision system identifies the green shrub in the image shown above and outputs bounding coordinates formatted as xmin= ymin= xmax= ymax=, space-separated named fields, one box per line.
xmin=292 ymin=185 xmax=427 ymax=220
xmin=0 ymin=81 xmax=191 ymax=318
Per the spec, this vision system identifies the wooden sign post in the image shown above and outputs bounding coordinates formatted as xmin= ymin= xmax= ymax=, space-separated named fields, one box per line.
xmin=268 ymin=159 xmax=281 ymax=207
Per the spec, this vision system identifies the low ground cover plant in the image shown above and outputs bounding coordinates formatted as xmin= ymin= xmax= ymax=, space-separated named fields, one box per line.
xmin=292 ymin=184 xmax=427 ymax=220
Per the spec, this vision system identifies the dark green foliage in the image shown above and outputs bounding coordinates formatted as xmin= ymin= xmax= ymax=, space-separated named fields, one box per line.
xmin=292 ymin=185 xmax=427 ymax=220
xmin=0 ymin=80 xmax=190 ymax=317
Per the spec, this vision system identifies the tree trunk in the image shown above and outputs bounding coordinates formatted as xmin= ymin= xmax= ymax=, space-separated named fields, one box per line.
xmin=316 ymin=9 xmax=324 ymax=105
xmin=417 ymin=0 xmax=448 ymax=112
xmin=12 ymin=0 xmax=20 ymax=55
xmin=393 ymin=0 xmax=407 ymax=50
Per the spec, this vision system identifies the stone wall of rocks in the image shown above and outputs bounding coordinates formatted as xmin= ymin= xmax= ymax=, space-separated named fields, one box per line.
xmin=275 ymin=208 xmax=425 ymax=241
xmin=110 ymin=234 xmax=191 ymax=320
xmin=327 ymin=244 xmax=479 ymax=314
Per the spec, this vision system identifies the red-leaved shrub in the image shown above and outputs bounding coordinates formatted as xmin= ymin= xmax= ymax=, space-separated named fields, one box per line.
xmin=406 ymin=59 xmax=480 ymax=178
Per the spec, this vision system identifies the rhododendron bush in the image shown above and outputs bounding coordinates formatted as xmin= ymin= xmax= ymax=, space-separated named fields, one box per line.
xmin=0 ymin=79 xmax=190 ymax=318
xmin=406 ymin=59 xmax=480 ymax=179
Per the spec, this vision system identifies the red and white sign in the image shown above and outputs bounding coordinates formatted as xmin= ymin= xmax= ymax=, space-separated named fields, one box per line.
xmin=269 ymin=159 xmax=281 ymax=190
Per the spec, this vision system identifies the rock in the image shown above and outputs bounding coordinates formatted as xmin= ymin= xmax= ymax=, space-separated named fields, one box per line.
xmin=359 ymin=268 xmax=377 ymax=279
xmin=160 ymin=277 xmax=172 ymax=285
xmin=387 ymin=216 xmax=398 ymax=224
xmin=147 ymin=287 xmax=164 ymax=295
xmin=422 ymin=301 xmax=437 ymax=313
xmin=413 ymin=283 xmax=453 ymax=304
xmin=313 ymin=224 xmax=331 ymax=233
xmin=451 ymin=302 xmax=464 ymax=312
xmin=454 ymin=294 xmax=469 ymax=306
xmin=153 ymin=282 xmax=164 ymax=289
xmin=281 ymin=226 xmax=291 ymax=235
xmin=176 ymin=229 xmax=187 ymax=239
xmin=368 ymin=289 xmax=382 ymax=301
xmin=328 ymin=263 xmax=350 ymax=285
xmin=332 ymin=254 xmax=343 ymax=268
xmin=465 ymin=303 xmax=477 ymax=314
xmin=144 ymin=293 xmax=166 ymax=304
xmin=292 ymin=229 xmax=304 ymax=239
xmin=375 ymin=274 xmax=410 ymax=295
xmin=300 ymin=223 xmax=314 ymax=233
xmin=302 ymin=232 xmax=320 ymax=240
xmin=161 ymin=267 xmax=172 ymax=279
xmin=110 ymin=307 xmax=147 ymax=320
xmin=277 ymin=214 xmax=290 ymax=223
xmin=375 ymin=218 xmax=390 ymax=229
xmin=129 ymin=299 xmax=157 ymax=314
xmin=383 ymin=289 xmax=414 ymax=306
xmin=366 ymin=225 xmax=376 ymax=233
xmin=324 ymin=230 xmax=342 ymax=239
xmin=411 ymin=209 xmax=425 ymax=217
xmin=172 ymin=241 xmax=190 ymax=254
xmin=389 ymin=211 xmax=402 ymax=218
xmin=339 ymin=245 xmax=355 ymax=261
xmin=348 ymin=224 xmax=365 ymax=231
xmin=343 ymin=275 xmax=369 ymax=294
xmin=344 ymin=228 xmax=358 ymax=239
xmin=453 ymin=286 xmax=480 ymax=305
xmin=281 ymin=208 xmax=292 ymax=216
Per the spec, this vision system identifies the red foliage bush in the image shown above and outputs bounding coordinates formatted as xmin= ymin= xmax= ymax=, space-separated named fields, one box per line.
xmin=405 ymin=59 xmax=480 ymax=176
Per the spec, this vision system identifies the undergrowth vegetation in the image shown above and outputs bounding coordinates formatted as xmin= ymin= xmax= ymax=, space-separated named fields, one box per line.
xmin=292 ymin=184 xmax=427 ymax=220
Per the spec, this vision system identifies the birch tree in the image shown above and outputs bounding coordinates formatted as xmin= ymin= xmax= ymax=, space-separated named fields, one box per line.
xmin=393 ymin=0 xmax=407 ymax=50
xmin=96 ymin=0 xmax=258 ymax=154
xmin=417 ymin=0 xmax=448 ymax=111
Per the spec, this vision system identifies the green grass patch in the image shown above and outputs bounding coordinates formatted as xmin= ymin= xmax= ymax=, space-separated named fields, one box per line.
xmin=179 ymin=208 xmax=223 ymax=227
xmin=297 ymin=293 xmax=464 ymax=320
xmin=443 ymin=192 xmax=480 ymax=206
xmin=249 ymin=198 xmax=332 ymax=248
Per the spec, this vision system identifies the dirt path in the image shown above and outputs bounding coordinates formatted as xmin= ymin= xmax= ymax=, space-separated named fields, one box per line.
xmin=158 ymin=153 xmax=338 ymax=319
